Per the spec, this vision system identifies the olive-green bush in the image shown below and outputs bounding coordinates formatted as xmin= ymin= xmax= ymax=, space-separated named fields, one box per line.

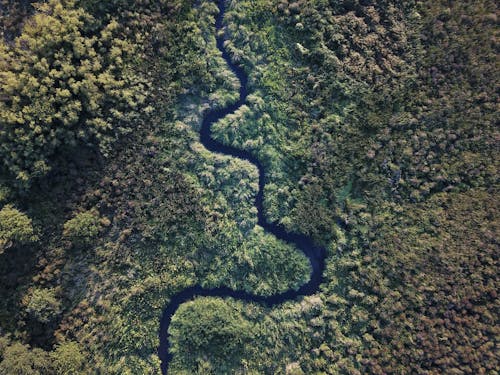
xmin=62 ymin=210 xmax=102 ymax=245
xmin=0 ymin=204 xmax=37 ymax=253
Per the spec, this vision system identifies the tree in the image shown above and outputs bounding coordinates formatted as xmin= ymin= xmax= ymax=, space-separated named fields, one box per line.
xmin=62 ymin=209 xmax=102 ymax=246
xmin=24 ymin=288 xmax=62 ymax=324
xmin=0 ymin=342 xmax=51 ymax=375
xmin=0 ymin=0 xmax=145 ymax=186
xmin=51 ymin=341 xmax=86 ymax=375
xmin=0 ymin=185 xmax=10 ymax=204
xmin=0 ymin=204 xmax=37 ymax=253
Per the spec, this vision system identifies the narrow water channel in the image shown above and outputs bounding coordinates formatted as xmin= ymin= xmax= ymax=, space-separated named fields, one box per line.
xmin=158 ymin=1 xmax=327 ymax=373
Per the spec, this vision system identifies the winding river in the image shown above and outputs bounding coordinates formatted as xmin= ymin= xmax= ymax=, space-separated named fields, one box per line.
xmin=158 ymin=1 xmax=327 ymax=373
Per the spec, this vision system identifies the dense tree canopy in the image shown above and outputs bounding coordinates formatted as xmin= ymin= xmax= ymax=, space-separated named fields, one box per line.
xmin=0 ymin=336 xmax=86 ymax=375
xmin=0 ymin=0 xmax=497 ymax=374
xmin=0 ymin=0 xmax=145 ymax=186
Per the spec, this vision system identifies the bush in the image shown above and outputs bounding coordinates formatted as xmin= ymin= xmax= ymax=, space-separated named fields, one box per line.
xmin=0 ymin=204 xmax=37 ymax=253
xmin=51 ymin=341 xmax=86 ymax=375
xmin=62 ymin=209 xmax=102 ymax=245
xmin=24 ymin=288 xmax=62 ymax=324
xmin=0 ymin=185 xmax=10 ymax=205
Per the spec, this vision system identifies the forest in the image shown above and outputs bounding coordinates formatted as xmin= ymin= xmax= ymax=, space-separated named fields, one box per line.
xmin=0 ymin=0 xmax=498 ymax=374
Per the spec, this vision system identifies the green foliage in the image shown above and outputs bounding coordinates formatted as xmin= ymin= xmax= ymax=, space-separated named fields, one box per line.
xmin=24 ymin=287 xmax=62 ymax=324
xmin=0 ymin=341 xmax=51 ymax=375
xmin=0 ymin=0 xmax=33 ymax=41
xmin=0 ymin=336 xmax=87 ymax=375
xmin=0 ymin=335 xmax=9 ymax=357
xmin=0 ymin=204 xmax=37 ymax=253
xmin=169 ymin=298 xmax=254 ymax=372
xmin=51 ymin=341 xmax=86 ymax=375
xmin=9 ymin=2 xmax=310 ymax=372
xmin=197 ymin=0 xmax=498 ymax=373
xmin=0 ymin=184 xmax=11 ymax=204
xmin=62 ymin=209 xmax=101 ymax=245
xmin=199 ymin=226 xmax=310 ymax=296
xmin=0 ymin=0 xmax=145 ymax=186
xmin=0 ymin=0 xmax=497 ymax=374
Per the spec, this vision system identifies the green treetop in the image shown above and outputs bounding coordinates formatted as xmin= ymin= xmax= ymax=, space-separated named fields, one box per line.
xmin=0 ymin=0 xmax=145 ymax=187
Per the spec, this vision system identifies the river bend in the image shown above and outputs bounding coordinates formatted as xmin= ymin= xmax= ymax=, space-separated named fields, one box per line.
xmin=158 ymin=1 xmax=327 ymax=373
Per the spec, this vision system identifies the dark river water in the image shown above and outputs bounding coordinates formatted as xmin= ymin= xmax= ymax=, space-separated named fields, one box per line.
xmin=158 ymin=1 xmax=327 ymax=373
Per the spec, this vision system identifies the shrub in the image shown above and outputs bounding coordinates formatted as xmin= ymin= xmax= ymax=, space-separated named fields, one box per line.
xmin=51 ymin=341 xmax=86 ymax=375
xmin=24 ymin=288 xmax=62 ymax=324
xmin=169 ymin=298 xmax=254 ymax=371
xmin=62 ymin=209 xmax=102 ymax=245
xmin=0 ymin=204 xmax=37 ymax=253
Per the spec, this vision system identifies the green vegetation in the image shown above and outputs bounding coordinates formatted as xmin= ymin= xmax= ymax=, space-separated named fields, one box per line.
xmin=24 ymin=287 xmax=62 ymax=324
xmin=62 ymin=210 xmax=103 ymax=246
xmin=0 ymin=340 xmax=52 ymax=375
xmin=0 ymin=204 xmax=37 ymax=253
xmin=0 ymin=336 xmax=85 ymax=374
xmin=169 ymin=298 xmax=254 ymax=373
xmin=0 ymin=0 xmax=33 ymax=41
xmin=0 ymin=0 xmax=497 ymax=374
xmin=50 ymin=341 xmax=87 ymax=375
xmin=194 ymin=0 xmax=498 ymax=373
xmin=0 ymin=0 xmax=145 ymax=186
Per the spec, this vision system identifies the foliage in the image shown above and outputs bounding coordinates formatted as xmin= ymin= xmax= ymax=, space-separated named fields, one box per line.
xmin=0 ymin=0 xmax=496 ymax=374
xmin=51 ymin=341 xmax=87 ymax=375
xmin=0 ymin=336 xmax=87 ymax=374
xmin=197 ymin=0 xmax=498 ymax=373
xmin=0 ymin=1 xmax=309 ymax=373
xmin=0 ymin=204 xmax=37 ymax=253
xmin=0 ymin=0 xmax=145 ymax=186
xmin=24 ymin=287 xmax=62 ymax=324
xmin=0 ymin=341 xmax=51 ymax=375
xmin=62 ymin=209 xmax=102 ymax=245
xmin=0 ymin=0 xmax=33 ymax=40
xmin=169 ymin=297 xmax=254 ymax=373
xmin=0 ymin=185 xmax=11 ymax=204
